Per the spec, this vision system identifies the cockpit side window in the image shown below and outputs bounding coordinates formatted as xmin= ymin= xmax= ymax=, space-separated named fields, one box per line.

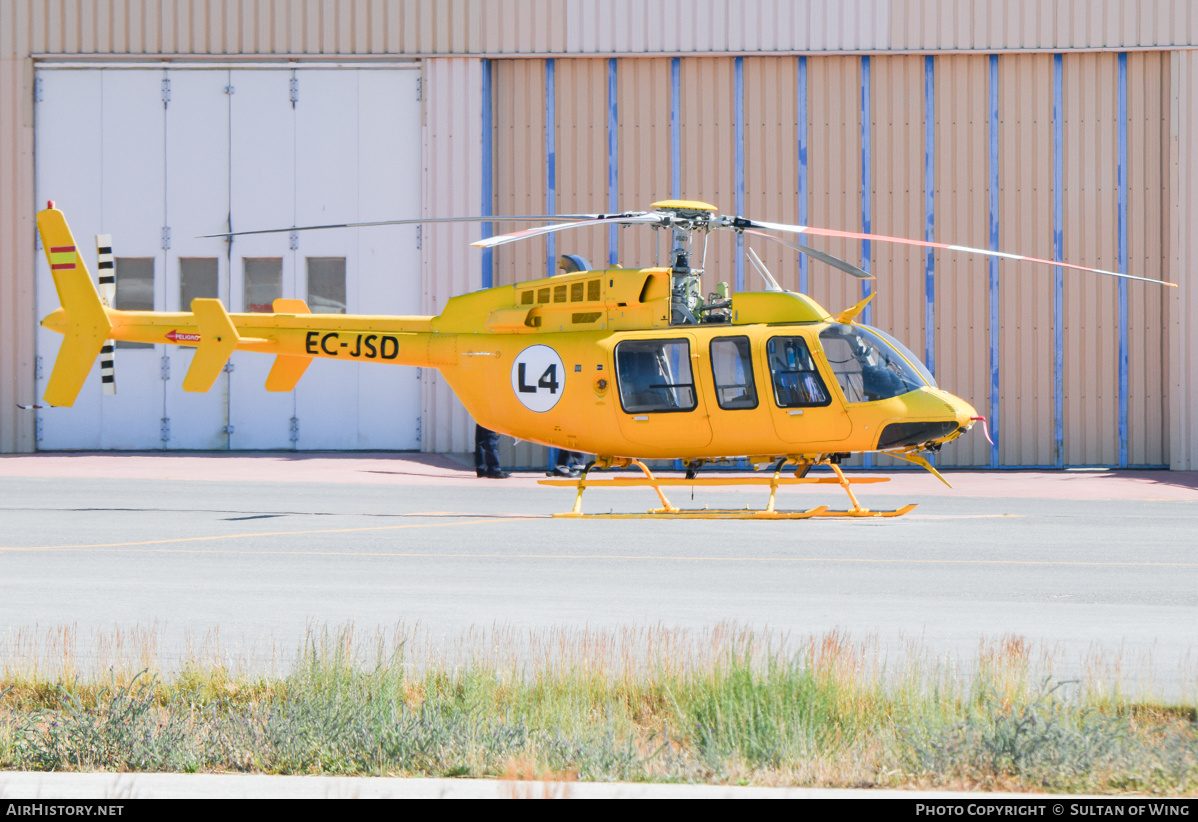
xmin=818 ymin=323 xmax=926 ymax=403
xmin=614 ymin=338 xmax=697 ymax=413
xmin=767 ymin=336 xmax=831 ymax=408
xmin=710 ymin=336 xmax=758 ymax=410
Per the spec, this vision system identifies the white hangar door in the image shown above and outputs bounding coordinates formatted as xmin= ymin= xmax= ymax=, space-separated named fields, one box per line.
xmin=34 ymin=69 xmax=169 ymax=451
xmin=34 ymin=67 xmax=422 ymax=451
xmin=227 ymin=68 xmax=422 ymax=451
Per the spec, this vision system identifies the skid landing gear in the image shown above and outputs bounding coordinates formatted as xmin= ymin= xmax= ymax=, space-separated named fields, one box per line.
xmin=538 ymin=457 xmax=917 ymax=519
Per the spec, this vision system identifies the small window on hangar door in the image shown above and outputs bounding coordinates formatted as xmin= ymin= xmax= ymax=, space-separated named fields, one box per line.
xmin=180 ymin=258 xmax=218 ymax=311
xmin=307 ymin=258 xmax=347 ymax=314
xmin=114 ymin=258 xmax=154 ymax=349
xmin=244 ymin=258 xmax=282 ymax=313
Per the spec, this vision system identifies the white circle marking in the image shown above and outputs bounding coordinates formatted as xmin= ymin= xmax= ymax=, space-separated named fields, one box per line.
xmin=511 ymin=345 xmax=566 ymax=413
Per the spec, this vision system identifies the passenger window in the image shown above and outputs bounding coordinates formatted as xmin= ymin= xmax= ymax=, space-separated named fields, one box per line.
xmin=710 ymin=336 xmax=758 ymax=410
xmin=615 ymin=338 xmax=697 ymax=413
xmin=767 ymin=336 xmax=831 ymax=408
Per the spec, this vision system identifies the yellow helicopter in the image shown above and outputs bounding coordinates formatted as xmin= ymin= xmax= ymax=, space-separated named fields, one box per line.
xmin=33 ymin=199 xmax=1173 ymax=519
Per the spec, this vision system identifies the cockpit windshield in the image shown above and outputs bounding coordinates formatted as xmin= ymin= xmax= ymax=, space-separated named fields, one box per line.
xmin=865 ymin=325 xmax=937 ymax=387
xmin=817 ymin=323 xmax=927 ymax=403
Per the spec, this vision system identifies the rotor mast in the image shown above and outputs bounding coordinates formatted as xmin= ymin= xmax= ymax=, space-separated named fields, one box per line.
xmin=653 ymin=200 xmax=718 ymax=325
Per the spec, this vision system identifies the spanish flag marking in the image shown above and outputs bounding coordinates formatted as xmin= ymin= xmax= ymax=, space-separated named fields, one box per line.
xmin=49 ymin=245 xmax=77 ymax=270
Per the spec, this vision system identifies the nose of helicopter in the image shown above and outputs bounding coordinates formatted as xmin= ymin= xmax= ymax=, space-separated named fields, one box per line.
xmin=931 ymin=389 xmax=983 ymax=442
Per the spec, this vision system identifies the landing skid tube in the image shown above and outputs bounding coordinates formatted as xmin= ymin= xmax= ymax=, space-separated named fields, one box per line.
xmin=538 ymin=458 xmax=917 ymax=519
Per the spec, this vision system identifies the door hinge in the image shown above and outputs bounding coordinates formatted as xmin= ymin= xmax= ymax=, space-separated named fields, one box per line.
xmin=160 ymin=417 xmax=171 ymax=442
xmin=415 ymin=367 xmax=422 ymax=381
xmin=289 ymin=75 xmax=299 ymax=107
xmin=224 ymin=84 xmax=235 ymax=95
xmin=161 ymin=77 xmax=172 ymax=107
xmin=222 ymin=424 xmax=235 ymax=435
xmin=290 ymin=417 xmax=300 ymax=443
xmin=415 ymin=225 xmax=422 ymax=250
xmin=161 ymin=226 xmax=171 ymax=250
xmin=35 ymin=230 xmax=42 ymax=251
xmin=289 ymin=231 xmax=299 ymax=251
xmin=34 ymin=76 xmax=43 ymax=103
xmin=35 ymin=416 xmax=44 ymax=442
xmin=223 ymin=361 xmax=235 ymax=373
xmin=416 ymin=76 xmax=422 ymax=101
xmin=415 ymin=416 xmax=422 ymax=443
xmin=160 ymin=355 xmax=171 ymax=380
xmin=35 ymin=356 xmax=44 ymax=380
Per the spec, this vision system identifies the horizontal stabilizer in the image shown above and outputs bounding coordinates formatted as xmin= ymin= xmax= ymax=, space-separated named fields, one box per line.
xmin=263 ymin=299 xmax=313 ymax=391
xmin=44 ymin=328 xmax=110 ymax=407
xmin=265 ymin=355 xmax=312 ymax=392
xmin=182 ymin=299 xmax=240 ymax=393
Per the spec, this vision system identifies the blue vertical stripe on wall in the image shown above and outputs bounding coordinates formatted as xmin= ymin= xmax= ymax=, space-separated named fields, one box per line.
xmin=1117 ymin=52 xmax=1129 ymax=468
xmin=671 ymin=57 xmax=681 ymax=200
xmin=670 ymin=58 xmax=682 ymax=471
xmin=481 ymin=59 xmax=493 ymax=289
xmin=608 ymin=58 xmax=619 ymax=266
xmin=861 ymin=56 xmax=872 ymax=326
xmin=861 ymin=55 xmax=872 ymax=468
xmin=1053 ymin=53 xmax=1064 ymax=468
xmin=988 ymin=54 xmax=1000 ymax=468
xmin=798 ymin=56 xmax=809 ymax=293
xmin=544 ymin=59 xmax=556 ymax=471
xmin=735 ymin=56 xmax=745 ymax=292
xmin=924 ymin=55 xmax=935 ymax=377
xmin=545 ymin=59 xmax=556 ymax=279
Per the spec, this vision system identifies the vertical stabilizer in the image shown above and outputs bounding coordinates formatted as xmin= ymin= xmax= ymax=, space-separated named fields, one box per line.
xmin=36 ymin=205 xmax=113 ymax=407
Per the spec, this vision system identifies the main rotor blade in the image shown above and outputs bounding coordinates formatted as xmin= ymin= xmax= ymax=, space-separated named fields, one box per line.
xmin=470 ymin=213 xmax=660 ymax=249
xmin=198 ymin=214 xmax=603 ymax=239
xmin=743 ymin=229 xmax=873 ymax=280
xmin=735 ymin=218 xmax=1176 ymax=287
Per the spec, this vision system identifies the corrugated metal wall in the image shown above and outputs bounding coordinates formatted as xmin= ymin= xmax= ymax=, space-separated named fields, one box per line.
xmin=1170 ymin=49 xmax=1198 ymax=471
xmin=422 ymin=57 xmax=482 ymax=455
xmin=997 ymin=54 xmax=1055 ymax=467
xmin=11 ymin=0 xmax=1197 ymax=57
xmin=0 ymin=0 xmax=37 ymax=454
xmin=1126 ymin=51 xmax=1171 ymax=468
xmin=490 ymin=52 xmax=1179 ymax=468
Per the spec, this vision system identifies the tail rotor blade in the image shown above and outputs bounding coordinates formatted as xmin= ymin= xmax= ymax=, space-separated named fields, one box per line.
xmin=95 ymin=234 xmax=115 ymax=306
xmin=99 ymin=340 xmax=116 ymax=396
xmin=95 ymin=235 xmax=117 ymax=396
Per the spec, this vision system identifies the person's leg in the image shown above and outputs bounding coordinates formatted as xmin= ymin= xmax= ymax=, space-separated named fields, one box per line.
xmin=474 ymin=425 xmax=487 ymax=474
xmin=482 ymin=429 xmax=501 ymax=471
xmin=475 ymin=426 xmax=508 ymax=478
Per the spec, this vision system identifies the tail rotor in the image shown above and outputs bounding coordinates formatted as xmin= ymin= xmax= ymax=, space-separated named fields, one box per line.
xmin=95 ymin=234 xmax=117 ymax=396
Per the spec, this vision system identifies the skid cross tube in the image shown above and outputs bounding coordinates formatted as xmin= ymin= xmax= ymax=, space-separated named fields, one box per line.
xmin=540 ymin=458 xmax=917 ymax=519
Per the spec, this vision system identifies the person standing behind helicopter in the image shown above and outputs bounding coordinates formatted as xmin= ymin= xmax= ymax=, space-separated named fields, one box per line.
xmin=548 ymin=448 xmax=584 ymax=478
xmin=474 ymin=424 xmax=510 ymax=479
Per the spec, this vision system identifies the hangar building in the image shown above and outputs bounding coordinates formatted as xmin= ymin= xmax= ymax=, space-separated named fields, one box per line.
xmin=2 ymin=0 xmax=1197 ymax=470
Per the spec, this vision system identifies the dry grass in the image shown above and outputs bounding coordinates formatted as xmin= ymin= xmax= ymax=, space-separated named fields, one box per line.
xmin=0 ymin=622 xmax=1195 ymax=793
